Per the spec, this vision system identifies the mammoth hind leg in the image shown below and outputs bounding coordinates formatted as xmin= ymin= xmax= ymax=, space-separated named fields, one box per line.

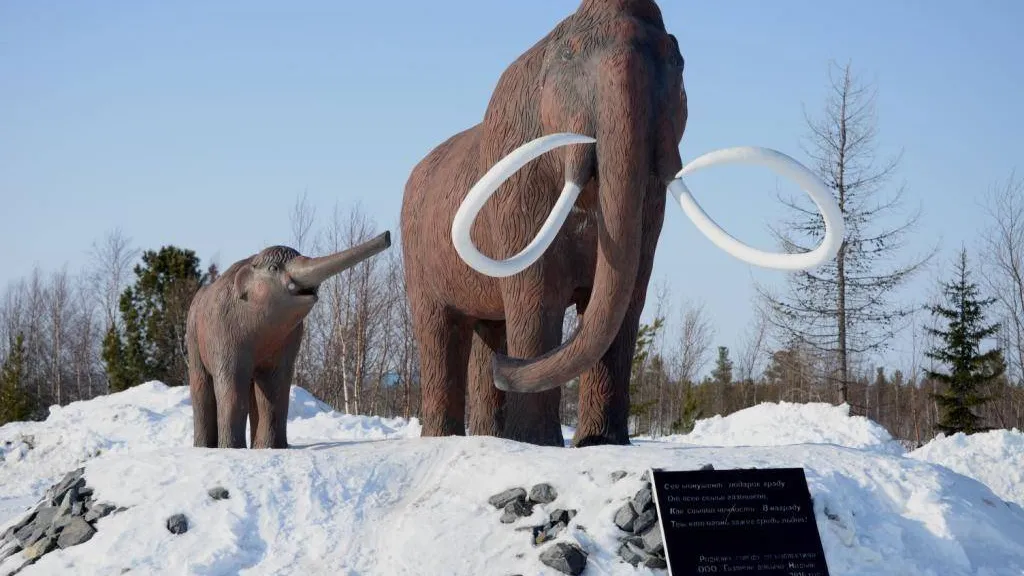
xmin=468 ymin=321 xmax=506 ymax=437
xmin=189 ymin=360 xmax=217 ymax=448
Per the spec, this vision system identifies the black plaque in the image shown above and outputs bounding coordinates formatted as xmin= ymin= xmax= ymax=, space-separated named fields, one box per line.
xmin=649 ymin=467 xmax=831 ymax=576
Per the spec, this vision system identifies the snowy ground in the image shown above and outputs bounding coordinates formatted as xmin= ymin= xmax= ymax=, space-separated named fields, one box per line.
xmin=1 ymin=383 xmax=1023 ymax=575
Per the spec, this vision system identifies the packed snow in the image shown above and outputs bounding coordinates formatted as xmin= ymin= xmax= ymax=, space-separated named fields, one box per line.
xmin=1 ymin=384 xmax=1023 ymax=575
xmin=641 ymin=401 xmax=906 ymax=455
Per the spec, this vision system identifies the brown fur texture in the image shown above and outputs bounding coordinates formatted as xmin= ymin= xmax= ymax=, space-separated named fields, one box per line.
xmin=400 ymin=0 xmax=687 ymax=447
xmin=186 ymin=233 xmax=391 ymax=448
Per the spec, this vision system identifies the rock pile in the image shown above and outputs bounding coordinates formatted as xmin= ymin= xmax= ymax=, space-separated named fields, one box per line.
xmin=0 ymin=467 xmax=122 ymax=574
xmin=610 ymin=470 xmax=667 ymax=570
xmin=488 ymin=482 xmax=588 ymax=576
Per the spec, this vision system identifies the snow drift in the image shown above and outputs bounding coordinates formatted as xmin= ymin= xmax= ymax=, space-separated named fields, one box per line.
xmin=1 ymin=383 xmax=1022 ymax=575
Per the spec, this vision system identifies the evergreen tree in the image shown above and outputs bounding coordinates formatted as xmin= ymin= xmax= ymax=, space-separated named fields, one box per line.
xmin=0 ymin=333 xmax=36 ymax=425
xmin=711 ymin=346 xmax=733 ymax=386
xmin=102 ymin=246 xmax=208 ymax=390
xmin=629 ymin=317 xmax=664 ymax=423
xmin=924 ymin=249 xmax=1005 ymax=435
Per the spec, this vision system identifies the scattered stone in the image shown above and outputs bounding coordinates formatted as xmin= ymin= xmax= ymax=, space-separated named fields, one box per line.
xmin=208 ymin=487 xmax=230 ymax=501
xmin=500 ymin=497 xmax=534 ymax=524
xmin=613 ymin=503 xmax=638 ymax=532
xmin=641 ymin=524 xmax=664 ymax=554
xmin=548 ymin=509 xmax=576 ymax=526
xmin=114 ymin=506 xmax=129 ymax=515
xmin=528 ymin=483 xmax=558 ymax=504
xmin=539 ymin=542 xmax=587 ymax=576
xmin=631 ymin=487 xmax=653 ymax=514
xmin=488 ymin=487 xmax=527 ymax=510
xmin=617 ymin=541 xmax=646 ymax=566
xmin=640 ymin=470 xmax=651 ymax=483
xmin=700 ymin=463 xmax=715 ymax=471
xmin=78 ymin=486 xmax=95 ymax=500
xmin=632 ymin=509 xmax=657 ymax=535
xmin=85 ymin=502 xmax=117 ymax=523
xmin=57 ymin=517 xmax=96 ymax=548
xmin=610 ymin=470 xmax=628 ymax=482
xmin=166 ymin=513 xmax=189 ymax=535
xmin=71 ymin=500 xmax=85 ymax=517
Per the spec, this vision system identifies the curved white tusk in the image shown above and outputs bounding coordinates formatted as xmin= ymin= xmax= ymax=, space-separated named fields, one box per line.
xmin=451 ymin=132 xmax=596 ymax=278
xmin=667 ymin=146 xmax=845 ymax=271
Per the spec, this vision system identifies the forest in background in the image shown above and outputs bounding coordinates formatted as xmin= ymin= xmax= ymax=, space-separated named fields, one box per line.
xmin=2 ymin=62 xmax=1022 ymax=448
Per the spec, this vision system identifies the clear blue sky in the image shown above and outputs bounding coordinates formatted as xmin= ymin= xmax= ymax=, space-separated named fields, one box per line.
xmin=2 ymin=1 xmax=1022 ymax=375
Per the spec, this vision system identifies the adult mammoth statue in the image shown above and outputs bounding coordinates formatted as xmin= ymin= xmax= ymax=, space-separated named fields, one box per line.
xmin=400 ymin=0 xmax=842 ymax=447
xmin=186 ymin=232 xmax=391 ymax=449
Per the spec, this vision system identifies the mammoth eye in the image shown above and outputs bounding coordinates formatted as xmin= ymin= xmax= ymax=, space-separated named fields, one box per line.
xmin=269 ymin=264 xmax=279 ymax=273
xmin=559 ymin=45 xmax=574 ymax=61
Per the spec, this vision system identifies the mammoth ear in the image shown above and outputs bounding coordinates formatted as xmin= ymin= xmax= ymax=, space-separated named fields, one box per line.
xmin=233 ymin=265 xmax=253 ymax=301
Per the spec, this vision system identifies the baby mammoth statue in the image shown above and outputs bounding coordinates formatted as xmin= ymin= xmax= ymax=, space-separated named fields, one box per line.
xmin=186 ymin=232 xmax=391 ymax=449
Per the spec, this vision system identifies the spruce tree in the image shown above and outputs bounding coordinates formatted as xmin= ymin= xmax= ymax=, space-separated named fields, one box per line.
xmin=102 ymin=246 xmax=208 ymax=390
xmin=924 ymin=249 xmax=1004 ymax=435
xmin=0 ymin=333 xmax=36 ymax=425
xmin=629 ymin=317 xmax=664 ymax=424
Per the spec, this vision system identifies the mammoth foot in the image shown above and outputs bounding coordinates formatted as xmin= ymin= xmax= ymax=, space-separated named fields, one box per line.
xmin=420 ymin=414 xmax=468 ymax=437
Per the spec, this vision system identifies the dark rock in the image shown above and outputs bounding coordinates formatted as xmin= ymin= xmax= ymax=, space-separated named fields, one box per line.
xmin=47 ymin=468 xmax=86 ymax=506
xmin=623 ymin=535 xmax=644 ymax=549
xmin=78 ymin=487 xmax=95 ymax=500
xmin=488 ymin=487 xmax=527 ymax=510
xmin=631 ymin=487 xmax=653 ymax=513
xmin=640 ymin=470 xmax=651 ymax=483
xmin=24 ymin=535 xmax=57 ymax=560
xmin=641 ymin=524 xmax=664 ymax=554
xmin=528 ymin=483 xmax=558 ymax=504
xmin=71 ymin=500 xmax=85 ymax=517
xmin=14 ymin=506 xmax=58 ymax=547
xmin=618 ymin=542 xmax=645 ymax=566
xmin=166 ymin=513 xmax=189 ymax=535
xmin=619 ymin=541 xmax=665 ymax=568
xmin=700 ymin=463 xmax=715 ymax=471
xmin=2 ymin=508 xmax=38 ymax=541
xmin=539 ymin=542 xmax=587 ymax=576
xmin=633 ymin=509 xmax=657 ymax=535
xmin=85 ymin=502 xmax=117 ymax=523
xmin=610 ymin=470 xmax=628 ymax=482
xmin=0 ymin=541 xmax=22 ymax=563
xmin=114 ymin=506 xmax=128 ymax=515
xmin=57 ymin=486 xmax=79 ymax=517
xmin=613 ymin=503 xmax=638 ymax=532
xmin=548 ymin=508 xmax=576 ymax=526
xmin=208 ymin=487 xmax=230 ymax=501
xmin=545 ymin=521 xmax=567 ymax=539
xmin=644 ymin=554 xmax=668 ymax=569
xmin=500 ymin=497 xmax=533 ymax=523
xmin=57 ymin=517 xmax=96 ymax=548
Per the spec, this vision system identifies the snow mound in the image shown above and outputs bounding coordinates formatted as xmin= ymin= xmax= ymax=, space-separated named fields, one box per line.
xmin=655 ymin=401 xmax=904 ymax=454
xmin=0 ymin=381 xmax=418 ymax=526
xmin=909 ymin=428 xmax=1024 ymax=508
xmin=2 ymin=385 xmax=1023 ymax=575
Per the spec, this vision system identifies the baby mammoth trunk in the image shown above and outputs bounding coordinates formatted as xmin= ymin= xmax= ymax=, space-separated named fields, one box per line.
xmin=286 ymin=231 xmax=391 ymax=288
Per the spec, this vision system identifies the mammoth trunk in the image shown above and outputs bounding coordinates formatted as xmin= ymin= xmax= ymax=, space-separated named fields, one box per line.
xmin=287 ymin=232 xmax=391 ymax=288
xmin=493 ymin=51 xmax=651 ymax=393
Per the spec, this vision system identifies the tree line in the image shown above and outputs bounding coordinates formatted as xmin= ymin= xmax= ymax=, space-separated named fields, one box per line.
xmin=3 ymin=61 xmax=1022 ymax=448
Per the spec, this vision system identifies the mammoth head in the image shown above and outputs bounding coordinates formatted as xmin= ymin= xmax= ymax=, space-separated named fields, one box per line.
xmin=233 ymin=231 xmax=392 ymax=308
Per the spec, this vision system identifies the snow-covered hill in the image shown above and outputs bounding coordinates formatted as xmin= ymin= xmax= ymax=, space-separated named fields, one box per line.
xmin=1 ymin=383 xmax=1023 ymax=575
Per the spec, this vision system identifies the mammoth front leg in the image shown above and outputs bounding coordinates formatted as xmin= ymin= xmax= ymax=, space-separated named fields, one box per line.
xmin=501 ymin=277 xmax=565 ymax=447
xmin=468 ymin=321 xmax=507 ymax=436
xmin=574 ymin=185 xmax=665 ymax=447
xmin=251 ymin=329 xmax=302 ymax=449
xmin=213 ymin=360 xmax=254 ymax=449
